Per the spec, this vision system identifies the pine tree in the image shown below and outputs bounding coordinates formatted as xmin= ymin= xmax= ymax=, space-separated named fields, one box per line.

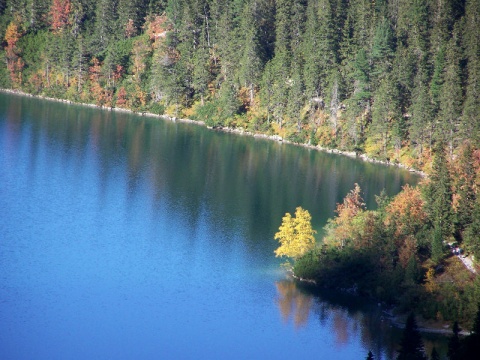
xmin=238 ymin=0 xmax=264 ymax=106
xmin=461 ymin=0 xmax=480 ymax=147
xmin=371 ymin=16 xmax=394 ymax=86
xmin=215 ymin=2 xmax=241 ymax=85
xmin=437 ymin=33 xmax=463 ymax=153
xmin=462 ymin=304 xmax=480 ymax=359
xmin=429 ymin=46 xmax=445 ymax=120
xmin=265 ymin=0 xmax=292 ymax=126
xmin=371 ymin=74 xmax=401 ymax=157
xmin=366 ymin=350 xmax=374 ymax=360
xmin=192 ymin=24 xmax=210 ymax=105
xmin=409 ymin=72 xmax=432 ymax=159
xmin=117 ymin=0 xmax=147 ymax=37
xmin=93 ymin=0 xmax=119 ymax=54
xmin=447 ymin=321 xmax=461 ymax=360
xmin=464 ymin=199 xmax=480 ymax=260
xmin=455 ymin=142 xmax=476 ymax=233
xmin=302 ymin=0 xmax=321 ymax=100
xmin=287 ymin=51 xmax=305 ymax=135
xmin=25 ymin=0 xmax=49 ymax=30
xmin=72 ymin=34 xmax=88 ymax=93
xmin=396 ymin=313 xmax=427 ymax=360
xmin=424 ymin=143 xmax=453 ymax=263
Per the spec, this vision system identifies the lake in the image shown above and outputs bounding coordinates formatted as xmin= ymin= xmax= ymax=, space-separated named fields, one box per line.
xmin=0 ymin=92 xmax=442 ymax=359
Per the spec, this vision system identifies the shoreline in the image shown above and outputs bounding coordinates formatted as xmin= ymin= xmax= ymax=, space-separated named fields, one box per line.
xmin=388 ymin=313 xmax=471 ymax=336
xmin=292 ymin=274 xmax=471 ymax=336
xmin=289 ymin=271 xmax=457 ymax=336
xmin=1 ymin=88 xmax=426 ymax=177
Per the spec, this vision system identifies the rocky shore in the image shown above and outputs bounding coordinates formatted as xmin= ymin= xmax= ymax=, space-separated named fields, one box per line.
xmin=1 ymin=88 xmax=426 ymax=177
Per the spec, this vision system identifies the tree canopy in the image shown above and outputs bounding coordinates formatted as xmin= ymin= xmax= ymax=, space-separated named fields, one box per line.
xmin=0 ymin=0 xmax=478 ymax=173
xmin=274 ymin=207 xmax=316 ymax=260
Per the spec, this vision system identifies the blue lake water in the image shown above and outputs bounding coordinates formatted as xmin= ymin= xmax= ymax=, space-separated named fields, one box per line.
xmin=0 ymin=92 xmax=435 ymax=359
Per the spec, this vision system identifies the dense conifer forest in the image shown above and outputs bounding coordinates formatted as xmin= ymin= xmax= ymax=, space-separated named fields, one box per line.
xmin=1 ymin=0 xmax=479 ymax=168
xmin=1 ymin=0 xmax=480 ymax=330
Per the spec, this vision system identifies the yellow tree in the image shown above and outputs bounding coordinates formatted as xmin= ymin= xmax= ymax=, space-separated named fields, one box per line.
xmin=275 ymin=207 xmax=316 ymax=260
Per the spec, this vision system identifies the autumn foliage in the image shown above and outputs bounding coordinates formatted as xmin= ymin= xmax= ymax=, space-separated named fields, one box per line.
xmin=385 ymin=184 xmax=427 ymax=239
xmin=4 ymin=21 xmax=24 ymax=87
xmin=50 ymin=0 xmax=71 ymax=32
xmin=325 ymin=183 xmax=365 ymax=248
xmin=275 ymin=207 xmax=316 ymax=260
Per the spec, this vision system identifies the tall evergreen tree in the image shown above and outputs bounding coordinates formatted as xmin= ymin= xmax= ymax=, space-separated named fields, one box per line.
xmin=371 ymin=15 xmax=394 ymax=86
xmin=93 ymin=0 xmax=119 ymax=54
xmin=463 ymin=199 xmax=480 ymax=260
xmin=409 ymin=72 xmax=432 ymax=159
xmin=371 ymin=74 xmax=401 ymax=157
xmin=461 ymin=304 xmax=480 ymax=359
xmin=396 ymin=313 xmax=427 ymax=360
xmin=118 ymin=0 xmax=147 ymax=37
xmin=430 ymin=347 xmax=440 ymax=360
xmin=437 ymin=30 xmax=463 ymax=153
xmin=238 ymin=0 xmax=263 ymax=105
xmin=461 ymin=0 xmax=480 ymax=147
xmin=302 ymin=0 xmax=321 ymax=100
xmin=424 ymin=143 xmax=453 ymax=262
xmin=455 ymin=142 xmax=476 ymax=234
xmin=447 ymin=321 xmax=461 ymax=360
xmin=192 ymin=24 xmax=210 ymax=105
xmin=265 ymin=0 xmax=292 ymax=126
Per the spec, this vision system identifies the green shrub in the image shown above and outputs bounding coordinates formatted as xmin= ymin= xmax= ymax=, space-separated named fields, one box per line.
xmin=149 ymin=102 xmax=165 ymax=115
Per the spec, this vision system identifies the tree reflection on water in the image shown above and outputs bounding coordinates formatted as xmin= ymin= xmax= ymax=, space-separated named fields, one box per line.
xmin=275 ymin=280 xmax=313 ymax=328
xmin=275 ymin=279 xmax=448 ymax=359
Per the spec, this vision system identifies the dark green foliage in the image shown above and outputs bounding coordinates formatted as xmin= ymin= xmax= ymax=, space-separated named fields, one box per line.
xmin=447 ymin=321 xmax=461 ymax=360
xmin=455 ymin=143 xmax=476 ymax=232
xmin=458 ymin=304 xmax=480 ymax=359
xmin=366 ymin=350 xmax=374 ymax=360
xmin=94 ymin=0 xmax=119 ymax=47
xmin=396 ymin=313 xmax=427 ymax=360
xmin=463 ymin=199 xmax=480 ymax=259
xmin=423 ymin=143 xmax=453 ymax=262
xmin=148 ymin=102 xmax=164 ymax=115
xmin=429 ymin=347 xmax=439 ymax=360
xmin=0 ymin=0 xmax=478 ymax=173
xmin=461 ymin=0 xmax=480 ymax=147
xmin=238 ymin=0 xmax=264 ymax=104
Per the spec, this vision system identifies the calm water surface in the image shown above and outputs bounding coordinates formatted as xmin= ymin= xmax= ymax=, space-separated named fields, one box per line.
xmin=0 ymin=93 xmax=439 ymax=359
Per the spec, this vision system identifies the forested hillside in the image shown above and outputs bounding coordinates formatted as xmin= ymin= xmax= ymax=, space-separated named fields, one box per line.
xmin=1 ymin=0 xmax=479 ymax=170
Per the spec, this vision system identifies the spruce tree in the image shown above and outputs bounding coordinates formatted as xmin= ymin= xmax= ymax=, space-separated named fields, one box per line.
xmin=192 ymin=24 xmax=210 ymax=105
xmin=424 ymin=143 xmax=453 ymax=263
xmin=455 ymin=143 xmax=476 ymax=233
xmin=463 ymin=199 xmax=480 ymax=260
xmin=371 ymin=74 xmax=401 ymax=157
xmin=409 ymin=72 xmax=432 ymax=159
xmin=437 ymin=34 xmax=462 ymax=153
xmin=396 ymin=313 xmax=427 ymax=360
xmin=238 ymin=0 xmax=263 ymax=106
xmin=302 ymin=0 xmax=321 ymax=100
xmin=447 ymin=321 xmax=461 ymax=360
xmin=462 ymin=304 xmax=480 ymax=360
xmin=93 ymin=0 xmax=119 ymax=54
xmin=371 ymin=16 xmax=394 ymax=86
xmin=461 ymin=0 xmax=480 ymax=147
